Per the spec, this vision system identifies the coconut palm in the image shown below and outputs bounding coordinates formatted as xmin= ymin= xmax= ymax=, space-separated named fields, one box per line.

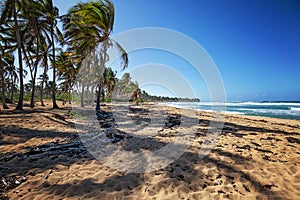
xmin=37 ymin=34 xmax=52 ymax=106
xmin=102 ymin=67 xmax=117 ymax=100
xmin=37 ymin=72 xmax=49 ymax=106
xmin=1 ymin=0 xmax=25 ymax=110
xmin=19 ymin=0 xmax=44 ymax=108
xmin=38 ymin=0 xmax=63 ymax=109
xmin=62 ymin=0 xmax=128 ymax=111
xmin=0 ymin=23 xmax=11 ymax=109
xmin=0 ymin=59 xmax=9 ymax=109
xmin=56 ymin=50 xmax=77 ymax=104
xmin=4 ymin=53 xmax=18 ymax=101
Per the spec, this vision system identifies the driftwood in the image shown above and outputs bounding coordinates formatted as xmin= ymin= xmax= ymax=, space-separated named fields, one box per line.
xmin=43 ymin=169 xmax=52 ymax=179
xmin=0 ymin=141 xmax=87 ymax=164
xmin=22 ymin=141 xmax=87 ymax=160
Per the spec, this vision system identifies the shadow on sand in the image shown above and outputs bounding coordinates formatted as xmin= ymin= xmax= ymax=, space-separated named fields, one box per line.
xmin=1 ymin=104 xmax=296 ymax=199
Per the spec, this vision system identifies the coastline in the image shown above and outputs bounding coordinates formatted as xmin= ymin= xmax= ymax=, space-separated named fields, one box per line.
xmin=160 ymin=101 xmax=300 ymax=120
xmin=1 ymin=102 xmax=300 ymax=199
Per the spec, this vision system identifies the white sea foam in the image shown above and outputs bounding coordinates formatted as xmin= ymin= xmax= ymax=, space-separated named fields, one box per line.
xmin=222 ymin=111 xmax=245 ymax=115
xmin=167 ymin=102 xmax=300 ymax=107
xmin=290 ymin=107 xmax=300 ymax=111
xmin=161 ymin=101 xmax=300 ymax=119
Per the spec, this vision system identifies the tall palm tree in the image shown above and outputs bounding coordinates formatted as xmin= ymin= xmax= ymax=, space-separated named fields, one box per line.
xmin=20 ymin=0 xmax=44 ymax=108
xmin=38 ymin=0 xmax=63 ymax=109
xmin=38 ymin=34 xmax=51 ymax=106
xmin=63 ymin=0 xmax=128 ymax=111
xmin=1 ymin=0 xmax=25 ymax=110
xmin=0 ymin=56 xmax=9 ymax=109
xmin=0 ymin=23 xmax=11 ymax=109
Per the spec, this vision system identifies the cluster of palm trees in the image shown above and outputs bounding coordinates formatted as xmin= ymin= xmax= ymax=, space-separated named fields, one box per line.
xmin=0 ymin=0 xmax=128 ymax=111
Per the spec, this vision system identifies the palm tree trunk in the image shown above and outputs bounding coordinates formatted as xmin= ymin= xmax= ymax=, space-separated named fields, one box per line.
xmin=51 ymin=24 xmax=59 ymax=109
xmin=40 ymin=68 xmax=46 ymax=106
xmin=80 ymin=58 xmax=87 ymax=107
xmin=30 ymin=76 xmax=36 ymax=107
xmin=30 ymin=31 xmax=39 ymax=108
xmin=14 ymin=0 xmax=24 ymax=111
xmin=40 ymin=85 xmax=44 ymax=106
xmin=95 ymin=76 xmax=103 ymax=111
xmin=10 ymin=75 xmax=14 ymax=100
xmin=22 ymin=43 xmax=35 ymax=107
xmin=90 ymin=69 xmax=95 ymax=106
xmin=68 ymin=88 xmax=71 ymax=104
xmin=40 ymin=59 xmax=48 ymax=106
xmin=0 ymin=59 xmax=9 ymax=109
xmin=95 ymin=42 xmax=107 ymax=111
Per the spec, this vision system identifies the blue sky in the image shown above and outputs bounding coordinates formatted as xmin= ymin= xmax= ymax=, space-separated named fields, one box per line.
xmin=54 ymin=0 xmax=300 ymax=102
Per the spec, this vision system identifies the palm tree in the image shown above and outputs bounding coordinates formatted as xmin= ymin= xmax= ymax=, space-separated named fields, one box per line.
xmin=4 ymin=53 xmax=18 ymax=101
xmin=0 ymin=23 xmax=11 ymax=109
xmin=0 ymin=57 xmax=9 ymax=109
xmin=1 ymin=0 xmax=25 ymax=110
xmin=56 ymin=50 xmax=77 ymax=105
xmin=38 ymin=35 xmax=51 ymax=106
xmin=38 ymin=0 xmax=63 ymax=109
xmin=62 ymin=0 xmax=128 ymax=111
xmin=102 ymin=67 xmax=117 ymax=100
xmin=37 ymin=73 xmax=48 ymax=106
xmin=20 ymin=0 xmax=44 ymax=108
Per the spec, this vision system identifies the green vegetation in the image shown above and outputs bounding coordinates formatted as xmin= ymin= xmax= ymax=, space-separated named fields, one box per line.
xmin=0 ymin=0 xmax=129 ymax=110
xmin=0 ymin=0 xmax=198 ymax=110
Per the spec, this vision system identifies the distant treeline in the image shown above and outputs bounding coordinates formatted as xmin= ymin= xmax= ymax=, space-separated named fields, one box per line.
xmin=140 ymin=93 xmax=200 ymax=102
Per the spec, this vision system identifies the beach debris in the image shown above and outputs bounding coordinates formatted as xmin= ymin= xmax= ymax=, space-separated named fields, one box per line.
xmin=96 ymin=110 xmax=113 ymax=120
xmin=96 ymin=110 xmax=116 ymax=129
xmin=263 ymin=184 xmax=277 ymax=189
xmin=243 ymin=184 xmax=250 ymax=192
xmin=0 ymin=176 xmax=27 ymax=198
xmin=21 ymin=141 xmax=86 ymax=160
xmin=128 ymin=106 xmax=151 ymax=125
xmin=104 ymin=128 xmax=133 ymax=143
xmin=129 ymin=107 xmax=149 ymax=114
xmin=43 ymin=169 xmax=52 ymax=179
xmin=164 ymin=114 xmax=181 ymax=128
xmin=1 ymin=179 xmax=7 ymax=187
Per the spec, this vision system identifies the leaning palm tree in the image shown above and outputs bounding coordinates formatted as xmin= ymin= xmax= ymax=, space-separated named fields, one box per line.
xmin=20 ymin=0 xmax=45 ymax=108
xmin=38 ymin=0 xmax=63 ymax=109
xmin=0 ymin=57 xmax=9 ymax=109
xmin=0 ymin=24 xmax=12 ymax=109
xmin=1 ymin=0 xmax=25 ymax=110
xmin=38 ymin=33 xmax=51 ymax=106
xmin=63 ymin=0 xmax=128 ymax=111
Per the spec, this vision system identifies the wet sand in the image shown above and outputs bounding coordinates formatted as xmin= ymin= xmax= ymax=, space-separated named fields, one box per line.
xmin=1 ymin=101 xmax=300 ymax=199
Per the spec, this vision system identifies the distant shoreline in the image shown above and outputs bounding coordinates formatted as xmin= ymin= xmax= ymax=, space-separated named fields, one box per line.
xmin=160 ymin=101 xmax=300 ymax=120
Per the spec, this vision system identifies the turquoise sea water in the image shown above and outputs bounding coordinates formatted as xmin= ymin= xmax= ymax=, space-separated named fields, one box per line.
xmin=163 ymin=101 xmax=300 ymax=120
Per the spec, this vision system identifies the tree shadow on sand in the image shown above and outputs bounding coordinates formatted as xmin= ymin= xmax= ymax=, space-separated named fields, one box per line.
xmin=1 ymin=105 xmax=299 ymax=199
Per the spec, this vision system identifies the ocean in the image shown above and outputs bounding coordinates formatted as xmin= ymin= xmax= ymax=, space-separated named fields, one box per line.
xmin=163 ymin=101 xmax=300 ymax=120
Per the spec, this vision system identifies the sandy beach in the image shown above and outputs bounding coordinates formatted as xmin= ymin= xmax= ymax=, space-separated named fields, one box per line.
xmin=1 ymin=101 xmax=300 ymax=199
